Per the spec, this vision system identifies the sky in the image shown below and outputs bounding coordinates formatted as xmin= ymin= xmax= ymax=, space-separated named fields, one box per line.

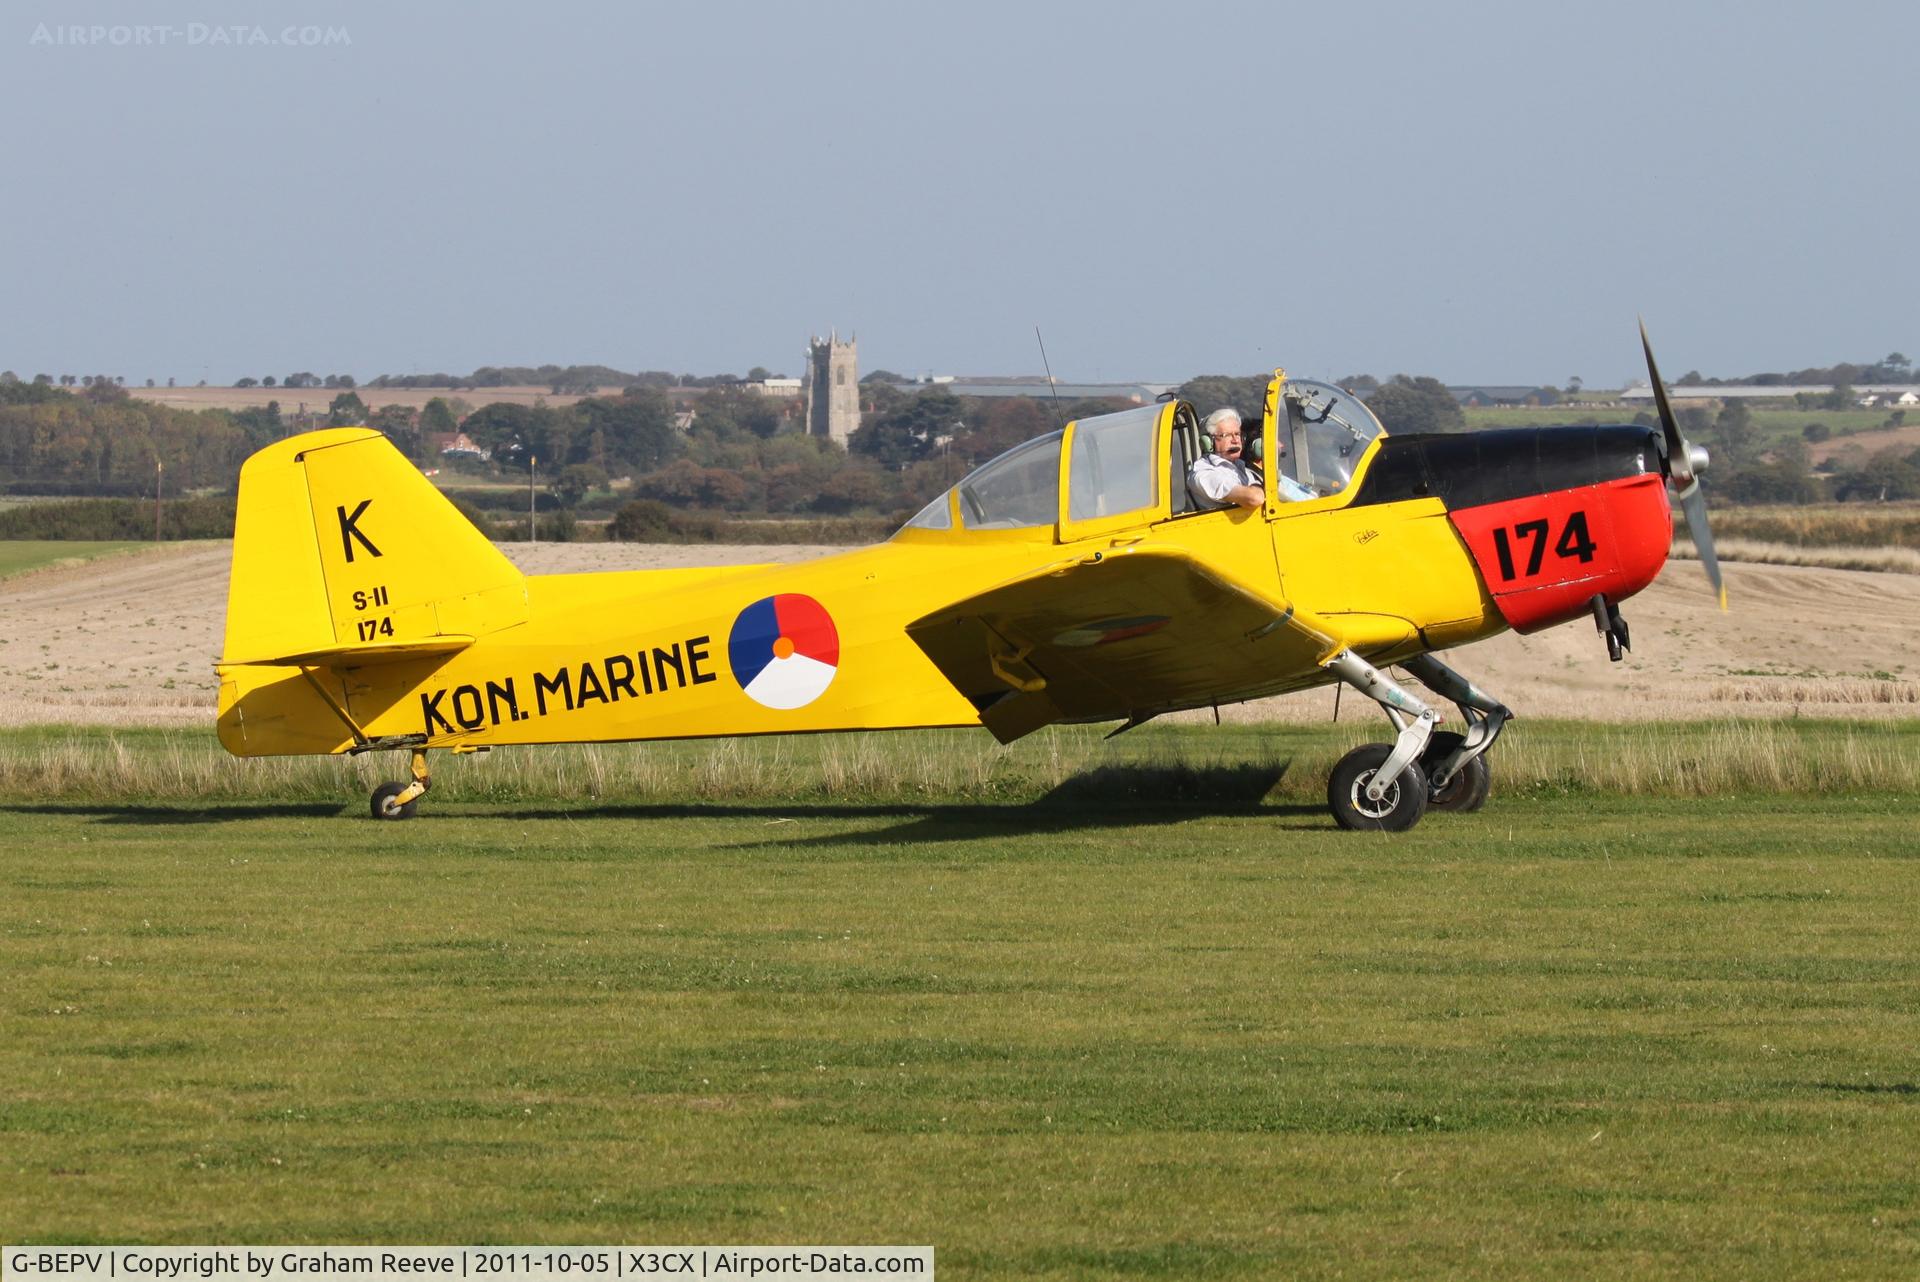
xmin=2 ymin=0 xmax=1915 ymax=388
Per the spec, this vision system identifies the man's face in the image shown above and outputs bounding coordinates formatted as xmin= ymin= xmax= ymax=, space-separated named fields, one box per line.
xmin=1214 ymin=423 xmax=1243 ymax=458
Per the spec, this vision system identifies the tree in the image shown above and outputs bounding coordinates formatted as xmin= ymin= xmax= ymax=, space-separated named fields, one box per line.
xmin=746 ymin=366 xmax=773 ymax=382
xmin=1824 ymin=382 xmax=1853 ymax=411
xmin=368 ymin=403 xmax=419 ymax=456
xmin=951 ymin=397 xmax=1048 ymax=466
xmin=235 ymin=377 xmax=258 ymax=388
xmin=327 ymin=391 xmax=369 ymax=426
xmin=1802 ymin=422 xmax=1831 ymax=443
xmin=233 ymin=402 xmax=283 ymax=446
xmin=609 ymin=499 xmax=674 ymax=541
xmin=548 ymin=463 xmax=606 ymax=509
xmin=576 ymin=389 xmax=679 ymax=472
xmin=1366 ymin=375 xmax=1465 ymax=435
xmin=284 ymin=372 xmax=320 ymax=389
xmin=420 ymin=397 xmax=459 ymax=439
xmin=849 ymin=388 xmax=966 ymax=468
xmin=461 ymin=403 xmax=551 ymax=469
xmin=1565 ymin=376 xmax=1583 ymax=396
xmin=263 ymin=376 xmax=277 ymax=388
xmin=1177 ymin=374 xmax=1271 ymax=420
xmin=1709 ymin=399 xmax=1759 ymax=471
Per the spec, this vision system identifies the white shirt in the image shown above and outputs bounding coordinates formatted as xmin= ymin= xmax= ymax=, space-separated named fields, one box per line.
xmin=1187 ymin=455 xmax=1318 ymax=508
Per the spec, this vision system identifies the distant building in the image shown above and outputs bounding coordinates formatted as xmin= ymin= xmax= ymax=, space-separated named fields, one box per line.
xmin=805 ymin=332 xmax=860 ymax=443
xmin=434 ymin=431 xmax=489 ymax=462
xmin=747 ymin=377 xmax=803 ymax=398
xmin=929 ymin=380 xmax=1164 ymax=403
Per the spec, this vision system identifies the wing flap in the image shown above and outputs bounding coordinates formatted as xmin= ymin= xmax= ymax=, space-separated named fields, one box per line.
xmin=906 ymin=546 xmax=1337 ymax=742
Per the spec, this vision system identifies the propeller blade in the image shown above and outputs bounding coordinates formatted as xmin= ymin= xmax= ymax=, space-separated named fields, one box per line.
xmin=1641 ymin=319 xmax=1726 ymax=609
xmin=1639 ymin=317 xmax=1693 ymax=486
xmin=1677 ymin=481 xmax=1727 ymax=611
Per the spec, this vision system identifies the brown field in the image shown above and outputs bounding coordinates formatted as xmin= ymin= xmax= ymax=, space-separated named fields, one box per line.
xmin=1 ymin=542 xmax=1914 ymax=728
xmin=1808 ymin=420 xmax=1920 ymax=463
xmin=130 ymin=384 xmax=600 ymax=414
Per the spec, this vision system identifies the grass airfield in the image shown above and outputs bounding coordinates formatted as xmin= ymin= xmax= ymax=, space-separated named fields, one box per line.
xmin=3 ymin=726 xmax=1919 ymax=1277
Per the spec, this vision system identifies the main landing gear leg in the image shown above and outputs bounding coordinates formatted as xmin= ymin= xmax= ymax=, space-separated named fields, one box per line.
xmin=1401 ymin=653 xmax=1511 ymax=813
xmin=371 ymin=749 xmax=431 ymax=821
xmin=1322 ymin=649 xmax=1438 ymax=832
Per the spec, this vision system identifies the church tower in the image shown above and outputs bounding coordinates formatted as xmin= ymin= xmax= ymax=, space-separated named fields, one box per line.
xmin=805 ymin=331 xmax=860 ymax=443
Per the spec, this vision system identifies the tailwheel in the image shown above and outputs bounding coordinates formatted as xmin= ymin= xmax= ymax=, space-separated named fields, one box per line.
xmin=1328 ymin=743 xmax=1430 ymax=832
xmin=1422 ymin=731 xmax=1492 ymax=813
xmin=370 ymin=781 xmax=418 ymax=821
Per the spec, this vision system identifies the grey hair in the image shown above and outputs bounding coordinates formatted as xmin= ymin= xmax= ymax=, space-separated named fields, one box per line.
xmin=1204 ymin=407 xmax=1242 ymax=433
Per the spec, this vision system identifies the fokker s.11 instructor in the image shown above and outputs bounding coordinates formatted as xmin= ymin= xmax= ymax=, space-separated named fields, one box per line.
xmin=216 ymin=326 xmax=1721 ymax=831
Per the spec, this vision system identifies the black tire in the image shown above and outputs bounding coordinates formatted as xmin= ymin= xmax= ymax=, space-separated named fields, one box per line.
xmin=370 ymin=781 xmax=418 ymax=821
xmin=1422 ymin=731 xmax=1492 ymax=813
xmin=1328 ymin=743 xmax=1429 ymax=832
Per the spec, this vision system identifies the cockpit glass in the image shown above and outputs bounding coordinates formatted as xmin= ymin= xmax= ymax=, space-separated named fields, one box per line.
xmin=1285 ymin=379 xmax=1385 ymax=496
xmin=955 ymin=429 xmax=1063 ymax=529
xmin=1067 ymin=405 xmax=1159 ymax=522
xmin=901 ymin=491 xmax=951 ymax=530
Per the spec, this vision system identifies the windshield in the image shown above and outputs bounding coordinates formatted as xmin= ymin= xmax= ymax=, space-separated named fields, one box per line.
xmin=1284 ymin=379 xmax=1385 ymax=496
xmin=955 ymin=430 xmax=1063 ymax=529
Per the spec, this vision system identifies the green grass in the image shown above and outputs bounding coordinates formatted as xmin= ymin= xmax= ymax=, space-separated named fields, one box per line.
xmin=2 ymin=728 xmax=1919 ymax=1274
xmin=6 ymin=720 xmax=1920 ymax=805
xmin=0 ymin=540 xmax=146 ymax=577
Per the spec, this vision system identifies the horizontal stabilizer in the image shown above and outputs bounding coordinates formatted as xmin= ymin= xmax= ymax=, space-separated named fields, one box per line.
xmin=224 ymin=634 xmax=474 ymax=669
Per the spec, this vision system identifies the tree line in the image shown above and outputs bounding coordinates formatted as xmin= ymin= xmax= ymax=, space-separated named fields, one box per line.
xmin=4 ymin=370 xmax=1917 ymax=527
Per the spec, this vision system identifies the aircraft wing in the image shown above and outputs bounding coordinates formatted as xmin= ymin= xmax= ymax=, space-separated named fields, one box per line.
xmin=906 ymin=545 xmax=1340 ymax=743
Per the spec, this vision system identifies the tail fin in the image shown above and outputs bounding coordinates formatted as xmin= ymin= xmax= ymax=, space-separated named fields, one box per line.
xmin=221 ymin=428 xmax=526 ymax=666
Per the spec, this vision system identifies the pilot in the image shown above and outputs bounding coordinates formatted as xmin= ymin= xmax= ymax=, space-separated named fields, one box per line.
xmin=1188 ymin=408 xmax=1315 ymax=509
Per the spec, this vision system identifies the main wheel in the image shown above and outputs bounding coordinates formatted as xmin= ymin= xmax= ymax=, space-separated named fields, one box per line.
xmin=370 ymin=781 xmax=418 ymax=821
xmin=1327 ymin=744 xmax=1429 ymax=832
xmin=1422 ymin=731 xmax=1492 ymax=813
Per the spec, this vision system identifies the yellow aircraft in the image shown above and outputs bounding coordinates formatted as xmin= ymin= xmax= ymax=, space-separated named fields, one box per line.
xmin=216 ymin=329 xmax=1721 ymax=831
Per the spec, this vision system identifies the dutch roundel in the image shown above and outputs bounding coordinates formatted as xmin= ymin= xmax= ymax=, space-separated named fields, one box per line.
xmin=728 ymin=594 xmax=840 ymax=710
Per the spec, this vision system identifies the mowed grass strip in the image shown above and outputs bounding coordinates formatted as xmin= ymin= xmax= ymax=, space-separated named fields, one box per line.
xmin=1 ymin=768 xmax=1918 ymax=1275
xmin=0 ymin=540 xmax=147 ymax=578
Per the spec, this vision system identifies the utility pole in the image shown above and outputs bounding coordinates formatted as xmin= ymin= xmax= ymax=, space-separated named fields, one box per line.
xmin=529 ymin=455 xmax=537 ymax=543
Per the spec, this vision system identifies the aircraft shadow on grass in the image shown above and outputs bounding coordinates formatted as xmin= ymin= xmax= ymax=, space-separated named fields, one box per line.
xmin=0 ymin=761 xmax=1322 ymax=839
xmin=497 ymin=759 xmax=1317 ymax=848
xmin=0 ymin=802 xmax=348 ymax=826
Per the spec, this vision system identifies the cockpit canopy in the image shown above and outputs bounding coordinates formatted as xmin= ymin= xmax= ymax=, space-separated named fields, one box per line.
xmin=899 ymin=376 xmax=1387 ymax=538
xmin=1282 ymin=379 xmax=1387 ymax=497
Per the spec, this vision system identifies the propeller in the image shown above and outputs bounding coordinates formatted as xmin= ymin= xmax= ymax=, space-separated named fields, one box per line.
xmin=1640 ymin=319 xmax=1727 ymax=610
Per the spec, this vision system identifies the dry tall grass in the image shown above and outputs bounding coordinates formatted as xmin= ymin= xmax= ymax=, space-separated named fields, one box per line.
xmin=3 ymin=722 xmax=1913 ymax=806
xmin=1672 ymin=536 xmax=1920 ymax=574
xmin=1683 ymin=503 xmax=1920 ymax=549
